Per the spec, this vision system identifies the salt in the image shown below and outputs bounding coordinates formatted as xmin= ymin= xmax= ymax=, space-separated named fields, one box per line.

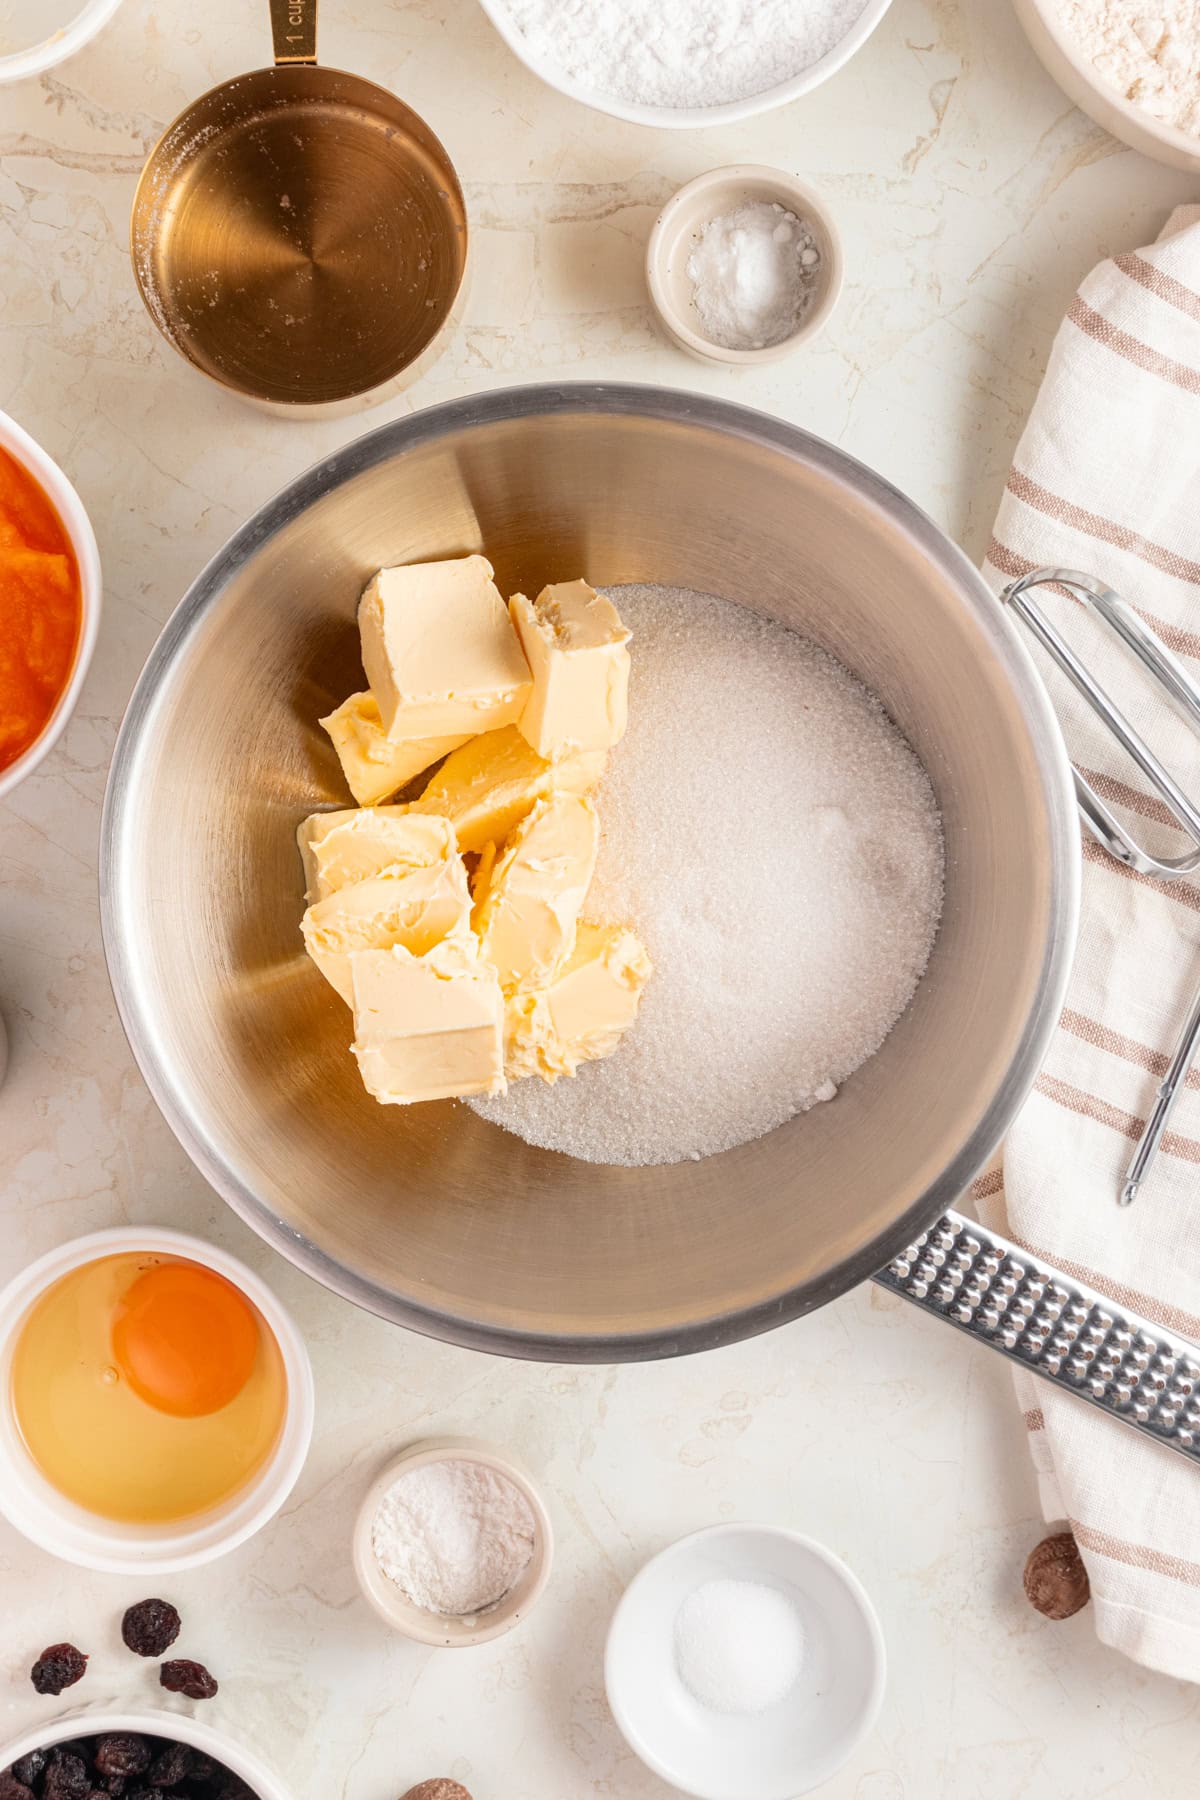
xmin=675 ymin=1579 xmax=805 ymax=1714
xmin=371 ymin=1459 xmax=536 ymax=1616
xmin=687 ymin=202 xmax=822 ymax=352
xmin=497 ymin=0 xmax=869 ymax=110
xmin=469 ymin=585 xmax=944 ymax=1168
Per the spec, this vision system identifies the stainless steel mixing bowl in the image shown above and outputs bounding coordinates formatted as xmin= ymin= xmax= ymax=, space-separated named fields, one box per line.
xmin=101 ymin=384 xmax=1079 ymax=1360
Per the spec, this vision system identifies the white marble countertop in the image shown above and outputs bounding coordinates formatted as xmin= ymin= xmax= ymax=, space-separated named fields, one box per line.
xmin=3 ymin=0 xmax=1200 ymax=1794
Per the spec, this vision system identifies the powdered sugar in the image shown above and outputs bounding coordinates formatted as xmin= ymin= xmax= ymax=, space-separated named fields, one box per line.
xmin=497 ymin=0 xmax=870 ymax=110
xmin=469 ymin=584 xmax=943 ymax=1167
xmin=371 ymin=1458 xmax=536 ymax=1616
xmin=1055 ymin=0 xmax=1200 ymax=134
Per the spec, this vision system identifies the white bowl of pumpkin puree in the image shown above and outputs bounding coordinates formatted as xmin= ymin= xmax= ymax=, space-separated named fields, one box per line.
xmin=0 ymin=409 xmax=101 ymax=802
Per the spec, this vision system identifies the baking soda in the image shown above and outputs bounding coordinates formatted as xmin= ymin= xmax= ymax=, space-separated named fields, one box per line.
xmin=498 ymin=0 xmax=869 ymax=111
xmin=687 ymin=202 xmax=823 ymax=351
xmin=469 ymin=584 xmax=944 ymax=1167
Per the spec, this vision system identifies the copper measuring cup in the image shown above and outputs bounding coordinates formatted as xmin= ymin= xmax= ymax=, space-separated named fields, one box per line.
xmin=131 ymin=0 xmax=468 ymax=411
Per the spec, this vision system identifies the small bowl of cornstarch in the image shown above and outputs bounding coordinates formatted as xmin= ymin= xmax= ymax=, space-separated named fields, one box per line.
xmin=353 ymin=1437 xmax=553 ymax=1645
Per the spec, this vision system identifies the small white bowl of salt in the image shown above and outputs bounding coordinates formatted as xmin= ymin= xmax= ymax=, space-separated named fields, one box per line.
xmin=646 ymin=166 xmax=843 ymax=366
xmin=605 ymin=1523 xmax=885 ymax=1799
xmin=353 ymin=1436 xmax=554 ymax=1646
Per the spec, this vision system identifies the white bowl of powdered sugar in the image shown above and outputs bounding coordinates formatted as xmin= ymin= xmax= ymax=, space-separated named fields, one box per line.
xmin=353 ymin=1437 xmax=554 ymax=1646
xmin=475 ymin=0 xmax=894 ymax=127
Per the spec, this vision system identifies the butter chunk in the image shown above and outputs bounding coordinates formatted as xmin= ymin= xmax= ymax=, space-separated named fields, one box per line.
xmin=505 ymin=922 xmax=652 ymax=1082
xmin=358 ymin=555 xmax=531 ymax=739
xmin=511 ymin=580 xmax=631 ymax=758
xmin=320 ymin=690 xmax=469 ymax=807
xmin=350 ymin=938 xmax=505 ymax=1105
xmin=474 ymin=792 xmax=599 ymax=995
xmin=301 ymin=860 xmax=471 ymax=1004
xmin=297 ymin=808 xmax=457 ymax=902
xmin=409 ymin=724 xmax=606 ymax=854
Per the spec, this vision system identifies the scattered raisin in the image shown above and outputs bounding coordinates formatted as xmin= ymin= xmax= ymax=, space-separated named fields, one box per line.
xmin=125 ymin=1788 xmax=162 ymax=1800
xmin=145 ymin=1749 xmax=192 ymax=1792
xmin=103 ymin=1780 xmax=126 ymax=1798
xmin=158 ymin=1662 xmax=217 ymax=1702
xmin=1023 ymin=1530 xmax=1090 ymax=1620
xmin=30 ymin=1645 xmax=88 ymax=1697
xmin=121 ymin=1601 xmax=181 ymax=1660
xmin=0 ymin=1774 xmax=35 ymax=1800
xmin=43 ymin=1755 xmax=90 ymax=1800
xmin=94 ymin=1742 xmax=150 ymax=1782
xmin=11 ymin=1754 xmax=46 ymax=1789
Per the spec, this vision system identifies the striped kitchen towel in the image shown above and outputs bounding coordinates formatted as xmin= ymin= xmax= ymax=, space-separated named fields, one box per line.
xmin=979 ymin=204 xmax=1200 ymax=1684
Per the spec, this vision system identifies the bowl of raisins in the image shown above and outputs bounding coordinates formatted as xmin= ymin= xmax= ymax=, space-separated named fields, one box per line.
xmin=0 ymin=1715 xmax=289 ymax=1800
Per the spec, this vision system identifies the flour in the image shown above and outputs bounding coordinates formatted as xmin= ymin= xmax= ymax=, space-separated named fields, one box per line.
xmin=1055 ymin=0 xmax=1200 ymax=134
xmin=497 ymin=0 xmax=870 ymax=110
xmin=371 ymin=1459 xmax=536 ymax=1616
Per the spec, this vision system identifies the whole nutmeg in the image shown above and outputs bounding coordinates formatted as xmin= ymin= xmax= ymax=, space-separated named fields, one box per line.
xmin=1023 ymin=1530 xmax=1090 ymax=1620
xmin=399 ymin=1784 xmax=473 ymax=1800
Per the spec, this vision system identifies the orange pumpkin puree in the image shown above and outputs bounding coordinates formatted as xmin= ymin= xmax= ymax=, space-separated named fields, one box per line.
xmin=0 ymin=446 xmax=82 ymax=774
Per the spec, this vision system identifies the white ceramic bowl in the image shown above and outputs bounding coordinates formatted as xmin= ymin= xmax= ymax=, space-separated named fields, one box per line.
xmin=352 ymin=1435 xmax=554 ymax=1646
xmin=0 ymin=0 xmax=123 ymax=83
xmin=605 ymin=1524 xmax=886 ymax=1800
xmin=0 ymin=410 xmax=102 ymax=802
xmin=646 ymin=167 xmax=844 ymax=366
xmin=0 ymin=1227 xmax=314 ymax=1573
xmin=0 ymin=1711 xmax=289 ymax=1800
xmin=475 ymin=0 xmax=893 ymax=128
xmin=1012 ymin=0 xmax=1200 ymax=173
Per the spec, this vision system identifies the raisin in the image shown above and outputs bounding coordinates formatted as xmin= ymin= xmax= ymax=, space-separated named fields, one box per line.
xmin=158 ymin=1662 xmax=217 ymax=1702
xmin=0 ymin=1775 xmax=35 ymax=1800
xmin=43 ymin=1755 xmax=90 ymax=1800
xmin=11 ymin=1754 xmax=46 ymax=1789
xmin=121 ymin=1601 xmax=181 ymax=1660
xmin=144 ymin=1750 xmax=192 ymax=1792
xmin=124 ymin=1788 xmax=162 ymax=1800
xmin=182 ymin=1761 xmax=215 ymax=1787
xmin=30 ymin=1645 xmax=88 ymax=1696
xmin=93 ymin=1743 xmax=149 ymax=1783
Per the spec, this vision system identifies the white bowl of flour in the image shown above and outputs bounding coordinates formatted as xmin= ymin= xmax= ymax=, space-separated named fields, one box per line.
xmin=1013 ymin=0 xmax=1200 ymax=172
xmin=475 ymin=0 xmax=894 ymax=127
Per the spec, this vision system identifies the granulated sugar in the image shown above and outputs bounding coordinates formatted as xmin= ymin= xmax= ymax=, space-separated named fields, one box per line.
xmin=498 ymin=0 xmax=868 ymax=111
xmin=469 ymin=585 xmax=944 ymax=1167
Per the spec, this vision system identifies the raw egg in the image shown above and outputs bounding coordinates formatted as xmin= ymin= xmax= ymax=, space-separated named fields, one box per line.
xmin=10 ymin=1252 xmax=287 ymax=1524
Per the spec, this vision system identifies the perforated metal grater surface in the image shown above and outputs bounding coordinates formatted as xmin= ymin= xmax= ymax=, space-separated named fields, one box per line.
xmin=876 ymin=1212 xmax=1200 ymax=1464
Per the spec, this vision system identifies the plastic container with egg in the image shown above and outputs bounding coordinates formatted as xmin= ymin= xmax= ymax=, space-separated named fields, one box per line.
xmin=0 ymin=1227 xmax=313 ymax=1572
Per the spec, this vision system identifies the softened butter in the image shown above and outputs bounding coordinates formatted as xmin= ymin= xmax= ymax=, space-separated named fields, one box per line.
xmin=510 ymin=579 xmax=631 ymax=759
xmin=319 ymin=690 xmax=470 ymax=808
xmin=504 ymin=921 xmax=652 ymax=1081
xmin=358 ymin=555 xmax=531 ymax=740
xmin=474 ymin=792 xmax=599 ymax=995
xmin=350 ymin=938 xmax=505 ymax=1105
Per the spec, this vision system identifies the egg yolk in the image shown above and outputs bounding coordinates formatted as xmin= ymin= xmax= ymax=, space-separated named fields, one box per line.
xmin=111 ymin=1263 xmax=260 ymax=1418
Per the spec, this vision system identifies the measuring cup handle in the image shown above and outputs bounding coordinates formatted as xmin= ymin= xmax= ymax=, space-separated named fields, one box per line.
xmin=270 ymin=0 xmax=317 ymax=64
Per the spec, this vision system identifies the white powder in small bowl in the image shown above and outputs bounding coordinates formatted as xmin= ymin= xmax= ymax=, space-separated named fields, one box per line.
xmin=676 ymin=1578 xmax=805 ymax=1714
xmin=371 ymin=1458 xmax=537 ymax=1617
xmin=686 ymin=201 xmax=823 ymax=351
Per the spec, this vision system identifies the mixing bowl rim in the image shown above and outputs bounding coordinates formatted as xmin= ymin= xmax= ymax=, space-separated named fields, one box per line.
xmin=99 ymin=380 xmax=1081 ymax=1362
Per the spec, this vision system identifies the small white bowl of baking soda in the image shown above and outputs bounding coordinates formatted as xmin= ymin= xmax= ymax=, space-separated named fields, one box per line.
xmin=605 ymin=1523 xmax=885 ymax=1800
xmin=647 ymin=166 xmax=843 ymax=366
xmin=353 ymin=1436 xmax=554 ymax=1646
